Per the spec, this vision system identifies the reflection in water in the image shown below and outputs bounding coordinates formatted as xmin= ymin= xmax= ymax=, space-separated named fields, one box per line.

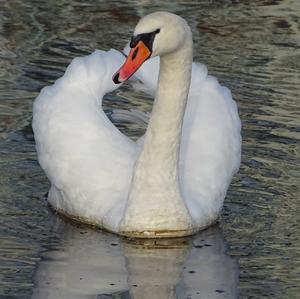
xmin=32 ymin=219 xmax=238 ymax=299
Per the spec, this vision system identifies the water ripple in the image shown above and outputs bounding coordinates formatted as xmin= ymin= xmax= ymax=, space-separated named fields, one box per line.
xmin=0 ymin=0 xmax=299 ymax=298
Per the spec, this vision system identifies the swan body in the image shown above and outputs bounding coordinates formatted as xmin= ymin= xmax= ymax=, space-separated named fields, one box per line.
xmin=33 ymin=12 xmax=241 ymax=238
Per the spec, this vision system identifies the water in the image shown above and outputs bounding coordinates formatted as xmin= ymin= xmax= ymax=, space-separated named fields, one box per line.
xmin=0 ymin=0 xmax=299 ymax=298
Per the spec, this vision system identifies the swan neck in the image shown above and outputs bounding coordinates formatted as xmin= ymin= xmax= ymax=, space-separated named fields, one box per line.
xmin=120 ymin=35 xmax=193 ymax=233
xmin=141 ymin=39 xmax=193 ymax=175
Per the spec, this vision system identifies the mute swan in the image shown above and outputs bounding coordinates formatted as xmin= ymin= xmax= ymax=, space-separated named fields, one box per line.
xmin=33 ymin=12 xmax=241 ymax=238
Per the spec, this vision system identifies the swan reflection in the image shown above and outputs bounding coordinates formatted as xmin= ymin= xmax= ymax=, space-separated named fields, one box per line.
xmin=32 ymin=219 xmax=238 ymax=298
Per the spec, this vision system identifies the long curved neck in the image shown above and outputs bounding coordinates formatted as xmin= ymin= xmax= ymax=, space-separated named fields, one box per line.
xmin=120 ymin=35 xmax=194 ymax=234
xmin=143 ymin=43 xmax=193 ymax=175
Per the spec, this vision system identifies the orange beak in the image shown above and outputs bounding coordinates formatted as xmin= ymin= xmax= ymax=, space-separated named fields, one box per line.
xmin=113 ymin=40 xmax=151 ymax=84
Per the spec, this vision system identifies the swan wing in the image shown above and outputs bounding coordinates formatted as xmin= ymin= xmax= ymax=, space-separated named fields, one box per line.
xmin=131 ymin=57 xmax=241 ymax=227
xmin=181 ymin=64 xmax=241 ymax=226
xmin=33 ymin=49 xmax=137 ymax=231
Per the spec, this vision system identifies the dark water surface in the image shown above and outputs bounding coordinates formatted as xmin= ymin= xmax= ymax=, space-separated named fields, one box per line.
xmin=0 ymin=0 xmax=299 ymax=298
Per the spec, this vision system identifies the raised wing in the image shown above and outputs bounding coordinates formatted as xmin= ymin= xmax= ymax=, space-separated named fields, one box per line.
xmin=32 ymin=50 xmax=138 ymax=231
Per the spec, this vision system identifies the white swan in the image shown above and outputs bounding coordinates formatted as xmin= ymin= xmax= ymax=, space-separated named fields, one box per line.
xmin=32 ymin=12 xmax=241 ymax=238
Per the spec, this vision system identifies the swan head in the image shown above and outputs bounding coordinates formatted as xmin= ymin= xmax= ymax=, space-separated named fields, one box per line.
xmin=113 ymin=12 xmax=191 ymax=84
